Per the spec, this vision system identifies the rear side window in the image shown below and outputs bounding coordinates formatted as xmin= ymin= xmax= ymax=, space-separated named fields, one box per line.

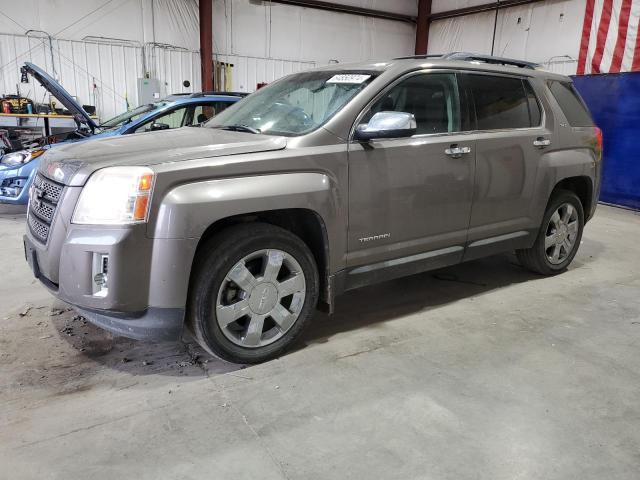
xmin=466 ymin=74 xmax=534 ymax=130
xmin=547 ymin=80 xmax=594 ymax=127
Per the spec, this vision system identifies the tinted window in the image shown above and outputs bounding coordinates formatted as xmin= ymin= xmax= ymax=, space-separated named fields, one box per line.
xmin=524 ymin=80 xmax=542 ymax=126
xmin=363 ymin=73 xmax=460 ymax=135
xmin=547 ymin=80 xmax=594 ymax=127
xmin=467 ymin=74 xmax=531 ymax=130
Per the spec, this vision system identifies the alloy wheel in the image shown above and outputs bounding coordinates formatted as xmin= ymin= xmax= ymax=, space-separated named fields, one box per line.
xmin=544 ymin=202 xmax=579 ymax=265
xmin=215 ymin=249 xmax=306 ymax=348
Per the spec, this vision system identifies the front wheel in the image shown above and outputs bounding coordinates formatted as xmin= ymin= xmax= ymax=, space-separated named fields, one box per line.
xmin=188 ymin=223 xmax=319 ymax=364
xmin=517 ymin=190 xmax=585 ymax=275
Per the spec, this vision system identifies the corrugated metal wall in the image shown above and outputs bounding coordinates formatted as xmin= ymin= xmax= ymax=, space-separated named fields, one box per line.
xmin=0 ymin=33 xmax=144 ymax=121
xmin=0 ymin=33 xmax=315 ymax=122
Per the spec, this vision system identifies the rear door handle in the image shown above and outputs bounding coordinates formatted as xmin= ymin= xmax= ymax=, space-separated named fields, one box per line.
xmin=533 ymin=137 xmax=551 ymax=148
xmin=445 ymin=145 xmax=472 ymax=158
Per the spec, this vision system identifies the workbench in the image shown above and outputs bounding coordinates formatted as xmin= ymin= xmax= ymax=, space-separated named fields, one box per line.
xmin=0 ymin=113 xmax=98 ymax=137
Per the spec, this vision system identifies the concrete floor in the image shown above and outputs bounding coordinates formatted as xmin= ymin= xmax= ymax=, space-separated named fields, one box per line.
xmin=1 ymin=204 xmax=639 ymax=480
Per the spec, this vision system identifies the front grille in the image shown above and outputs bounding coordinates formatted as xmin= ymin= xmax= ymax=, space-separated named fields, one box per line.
xmin=28 ymin=212 xmax=50 ymax=242
xmin=30 ymin=196 xmax=55 ymax=221
xmin=27 ymin=173 xmax=65 ymax=244
xmin=32 ymin=173 xmax=63 ymax=202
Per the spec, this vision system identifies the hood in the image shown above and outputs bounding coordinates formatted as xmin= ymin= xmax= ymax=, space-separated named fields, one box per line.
xmin=23 ymin=62 xmax=98 ymax=132
xmin=39 ymin=126 xmax=288 ymax=186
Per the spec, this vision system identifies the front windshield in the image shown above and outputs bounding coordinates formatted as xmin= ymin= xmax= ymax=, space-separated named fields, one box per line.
xmin=100 ymin=102 xmax=168 ymax=129
xmin=207 ymin=71 xmax=377 ymax=136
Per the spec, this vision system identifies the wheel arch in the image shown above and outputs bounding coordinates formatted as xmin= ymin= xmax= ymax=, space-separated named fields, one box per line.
xmin=551 ymin=175 xmax=594 ymax=221
xmin=189 ymin=208 xmax=332 ymax=309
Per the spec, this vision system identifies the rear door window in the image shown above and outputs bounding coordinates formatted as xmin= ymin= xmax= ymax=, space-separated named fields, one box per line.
xmin=466 ymin=74 xmax=534 ymax=130
xmin=547 ymin=80 xmax=594 ymax=127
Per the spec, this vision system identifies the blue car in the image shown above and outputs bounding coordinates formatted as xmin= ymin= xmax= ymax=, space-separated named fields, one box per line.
xmin=0 ymin=62 xmax=245 ymax=204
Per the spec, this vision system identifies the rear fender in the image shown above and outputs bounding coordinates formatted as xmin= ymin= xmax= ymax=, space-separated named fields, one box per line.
xmin=532 ymin=147 xmax=597 ymax=226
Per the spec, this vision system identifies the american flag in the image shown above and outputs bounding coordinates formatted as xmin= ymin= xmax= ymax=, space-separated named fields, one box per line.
xmin=577 ymin=0 xmax=640 ymax=74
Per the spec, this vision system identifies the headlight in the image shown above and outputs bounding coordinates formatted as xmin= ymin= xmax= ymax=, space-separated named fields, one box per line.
xmin=72 ymin=166 xmax=155 ymax=225
xmin=0 ymin=149 xmax=45 ymax=167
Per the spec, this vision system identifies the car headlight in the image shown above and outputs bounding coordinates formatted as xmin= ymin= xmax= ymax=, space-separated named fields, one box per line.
xmin=0 ymin=149 xmax=45 ymax=167
xmin=72 ymin=166 xmax=155 ymax=225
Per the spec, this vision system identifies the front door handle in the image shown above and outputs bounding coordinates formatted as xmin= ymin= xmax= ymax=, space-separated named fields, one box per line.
xmin=445 ymin=145 xmax=472 ymax=158
xmin=533 ymin=137 xmax=551 ymax=148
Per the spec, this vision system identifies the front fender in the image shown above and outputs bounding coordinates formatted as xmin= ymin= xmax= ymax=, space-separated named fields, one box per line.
xmin=145 ymin=172 xmax=340 ymax=310
xmin=153 ymin=172 xmax=336 ymax=239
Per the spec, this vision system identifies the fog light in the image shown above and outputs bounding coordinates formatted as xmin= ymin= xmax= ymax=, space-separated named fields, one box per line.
xmin=92 ymin=254 xmax=109 ymax=297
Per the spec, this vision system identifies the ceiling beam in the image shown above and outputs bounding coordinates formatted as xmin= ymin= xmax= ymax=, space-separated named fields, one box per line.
xmin=429 ymin=0 xmax=546 ymax=22
xmin=268 ymin=0 xmax=416 ymax=24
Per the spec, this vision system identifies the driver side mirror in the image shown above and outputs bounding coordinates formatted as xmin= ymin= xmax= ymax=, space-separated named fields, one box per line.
xmin=354 ymin=111 xmax=417 ymax=141
xmin=149 ymin=122 xmax=170 ymax=131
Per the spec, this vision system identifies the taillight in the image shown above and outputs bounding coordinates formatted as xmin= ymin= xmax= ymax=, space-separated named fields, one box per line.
xmin=595 ymin=127 xmax=603 ymax=158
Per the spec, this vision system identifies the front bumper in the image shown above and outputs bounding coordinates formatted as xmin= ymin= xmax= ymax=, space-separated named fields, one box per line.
xmin=74 ymin=306 xmax=184 ymax=341
xmin=0 ymin=162 xmax=36 ymax=204
xmin=23 ymin=221 xmax=196 ymax=342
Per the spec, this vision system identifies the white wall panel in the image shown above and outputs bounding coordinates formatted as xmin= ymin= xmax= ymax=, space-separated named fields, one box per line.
xmin=432 ymin=0 xmax=493 ymax=14
xmin=429 ymin=0 xmax=585 ymax=74
xmin=428 ymin=12 xmax=496 ymax=55
xmin=214 ymin=0 xmax=415 ymax=64
xmin=214 ymin=53 xmax=315 ymax=92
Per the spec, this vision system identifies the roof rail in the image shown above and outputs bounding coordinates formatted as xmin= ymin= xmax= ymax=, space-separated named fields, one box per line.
xmin=442 ymin=52 xmax=539 ymax=69
xmin=190 ymin=91 xmax=249 ymax=98
xmin=393 ymin=54 xmax=445 ymax=60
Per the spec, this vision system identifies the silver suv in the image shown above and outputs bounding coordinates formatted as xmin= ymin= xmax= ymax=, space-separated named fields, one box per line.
xmin=24 ymin=53 xmax=602 ymax=363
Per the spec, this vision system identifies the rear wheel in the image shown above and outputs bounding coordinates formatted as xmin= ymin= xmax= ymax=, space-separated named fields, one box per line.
xmin=188 ymin=223 xmax=319 ymax=363
xmin=517 ymin=190 xmax=584 ymax=275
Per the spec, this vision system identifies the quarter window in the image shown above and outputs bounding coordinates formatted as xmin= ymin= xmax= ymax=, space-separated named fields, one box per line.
xmin=467 ymin=74 xmax=534 ymax=130
xmin=547 ymin=80 xmax=594 ymax=127
xmin=363 ymin=73 xmax=461 ymax=135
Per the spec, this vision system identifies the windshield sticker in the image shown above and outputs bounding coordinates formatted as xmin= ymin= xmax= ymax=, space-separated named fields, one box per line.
xmin=326 ymin=74 xmax=371 ymax=84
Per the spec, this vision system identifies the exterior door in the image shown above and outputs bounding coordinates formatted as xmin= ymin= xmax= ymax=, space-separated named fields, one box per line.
xmin=347 ymin=71 xmax=475 ymax=281
xmin=461 ymin=73 xmax=551 ymax=258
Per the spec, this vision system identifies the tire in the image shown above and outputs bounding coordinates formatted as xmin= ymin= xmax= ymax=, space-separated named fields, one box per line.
xmin=516 ymin=189 xmax=585 ymax=275
xmin=187 ymin=223 xmax=319 ymax=364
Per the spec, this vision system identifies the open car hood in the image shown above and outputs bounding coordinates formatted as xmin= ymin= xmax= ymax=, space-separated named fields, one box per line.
xmin=23 ymin=62 xmax=98 ymax=132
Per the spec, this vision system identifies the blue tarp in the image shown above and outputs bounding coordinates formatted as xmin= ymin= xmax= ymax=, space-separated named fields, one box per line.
xmin=573 ymin=73 xmax=640 ymax=210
